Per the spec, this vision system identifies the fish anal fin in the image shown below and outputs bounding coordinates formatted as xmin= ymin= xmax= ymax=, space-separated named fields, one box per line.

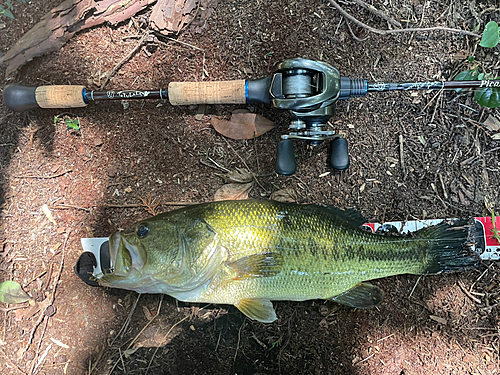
xmin=331 ymin=283 xmax=384 ymax=309
xmin=235 ymin=298 xmax=277 ymax=323
xmin=227 ymin=252 xmax=283 ymax=280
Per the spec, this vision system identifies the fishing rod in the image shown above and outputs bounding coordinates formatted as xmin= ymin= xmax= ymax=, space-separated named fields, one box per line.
xmin=4 ymin=58 xmax=498 ymax=175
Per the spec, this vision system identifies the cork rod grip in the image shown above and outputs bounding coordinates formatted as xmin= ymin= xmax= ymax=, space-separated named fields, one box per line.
xmin=35 ymin=85 xmax=87 ymax=108
xmin=168 ymin=80 xmax=246 ymax=105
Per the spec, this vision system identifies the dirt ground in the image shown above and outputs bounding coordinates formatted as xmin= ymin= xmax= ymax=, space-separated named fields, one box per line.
xmin=1 ymin=0 xmax=500 ymax=374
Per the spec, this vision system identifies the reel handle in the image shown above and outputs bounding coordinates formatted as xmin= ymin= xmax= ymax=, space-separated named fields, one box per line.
xmin=330 ymin=137 xmax=350 ymax=171
xmin=276 ymin=139 xmax=296 ymax=176
xmin=4 ymin=84 xmax=87 ymax=111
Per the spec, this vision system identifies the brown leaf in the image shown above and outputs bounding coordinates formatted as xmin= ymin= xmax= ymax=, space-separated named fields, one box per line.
xmin=484 ymin=115 xmax=500 ymax=133
xmin=214 ymin=182 xmax=253 ymax=201
xmin=221 ymin=168 xmax=254 ymax=183
xmin=212 ymin=110 xmax=275 ymax=140
xmin=270 ymin=188 xmax=297 ymax=203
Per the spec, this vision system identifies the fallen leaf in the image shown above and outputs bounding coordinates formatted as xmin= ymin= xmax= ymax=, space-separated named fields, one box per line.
xmin=221 ymin=168 xmax=254 ymax=183
xmin=492 ymin=133 xmax=500 ymax=140
xmin=214 ymin=182 xmax=254 ymax=201
xmin=0 ymin=281 xmax=30 ymax=304
xmin=270 ymin=188 xmax=297 ymax=203
xmin=483 ymin=115 xmax=500 ymax=133
xmin=123 ymin=346 xmax=141 ymax=359
xmin=212 ymin=110 xmax=275 ymax=140
xmin=42 ymin=204 xmax=56 ymax=225
xmin=429 ymin=315 xmax=447 ymax=325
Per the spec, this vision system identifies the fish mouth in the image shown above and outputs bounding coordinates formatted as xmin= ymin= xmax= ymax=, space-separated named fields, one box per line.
xmin=108 ymin=230 xmax=122 ymax=274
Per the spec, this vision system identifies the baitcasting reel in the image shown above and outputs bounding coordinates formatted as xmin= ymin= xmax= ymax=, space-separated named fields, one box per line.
xmin=269 ymin=58 xmax=366 ymax=175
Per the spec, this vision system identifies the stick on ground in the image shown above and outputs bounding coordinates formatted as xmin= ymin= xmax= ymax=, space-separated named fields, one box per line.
xmin=329 ymin=0 xmax=480 ymax=38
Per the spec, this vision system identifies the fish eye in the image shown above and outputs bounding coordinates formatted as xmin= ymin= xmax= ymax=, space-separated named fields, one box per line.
xmin=136 ymin=224 xmax=150 ymax=239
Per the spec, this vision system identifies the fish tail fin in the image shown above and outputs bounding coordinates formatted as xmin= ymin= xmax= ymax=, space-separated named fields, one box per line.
xmin=415 ymin=219 xmax=478 ymax=274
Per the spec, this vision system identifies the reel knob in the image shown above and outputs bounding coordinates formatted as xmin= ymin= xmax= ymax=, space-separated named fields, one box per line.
xmin=330 ymin=137 xmax=350 ymax=171
xmin=276 ymin=139 xmax=296 ymax=175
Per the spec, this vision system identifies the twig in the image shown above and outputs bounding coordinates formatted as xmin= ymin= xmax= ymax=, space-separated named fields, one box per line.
xmin=108 ymin=296 xmax=164 ymax=374
xmin=458 ymin=280 xmax=482 ymax=304
xmin=145 ymin=315 xmax=190 ymax=375
xmin=345 ymin=18 xmax=368 ymax=42
xmin=53 ymin=203 xmax=90 ymax=212
xmin=409 ymin=274 xmax=423 ymax=298
xmin=101 ymin=32 xmax=149 ymax=90
xmin=13 ymin=170 xmax=72 ymax=179
xmin=328 ymin=0 xmax=480 ymax=38
xmin=352 ymin=0 xmax=401 ymax=28
xmin=233 ymin=321 xmax=245 ymax=365
xmin=460 ymin=147 xmax=500 ymax=166
xmin=438 ymin=173 xmax=448 ymax=199
xmin=118 ymin=348 xmax=127 ymax=375
xmin=22 ymin=231 xmax=71 ymax=358
xmin=144 ymin=303 xmax=211 ymax=375
xmin=399 ymin=134 xmax=405 ymax=178
xmin=110 ymin=293 xmax=141 ymax=346
xmin=164 ymin=36 xmax=204 ymax=51
xmin=0 ymin=304 xmax=29 ymax=313
xmin=103 ymin=202 xmax=197 ymax=209
xmin=221 ymin=138 xmax=267 ymax=192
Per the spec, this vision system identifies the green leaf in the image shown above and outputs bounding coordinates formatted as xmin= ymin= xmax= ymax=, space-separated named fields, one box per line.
xmin=1 ymin=9 xmax=14 ymax=18
xmin=65 ymin=118 xmax=80 ymax=131
xmin=0 ymin=281 xmax=30 ymax=304
xmin=467 ymin=56 xmax=475 ymax=62
xmin=454 ymin=69 xmax=479 ymax=81
xmin=474 ymin=87 xmax=500 ymax=108
xmin=454 ymin=69 xmax=479 ymax=92
xmin=480 ymin=21 xmax=499 ymax=48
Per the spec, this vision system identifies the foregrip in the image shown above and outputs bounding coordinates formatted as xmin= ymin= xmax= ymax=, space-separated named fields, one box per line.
xmin=4 ymin=84 xmax=87 ymax=111
xmin=168 ymin=80 xmax=247 ymax=105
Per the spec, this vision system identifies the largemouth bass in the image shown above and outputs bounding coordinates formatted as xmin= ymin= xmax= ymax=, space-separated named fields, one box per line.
xmin=99 ymin=200 xmax=476 ymax=323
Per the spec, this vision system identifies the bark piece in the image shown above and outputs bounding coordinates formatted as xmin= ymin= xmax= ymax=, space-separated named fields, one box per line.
xmin=0 ymin=0 xmax=156 ymax=77
xmin=150 ymin=0 xmax=199 ymax=35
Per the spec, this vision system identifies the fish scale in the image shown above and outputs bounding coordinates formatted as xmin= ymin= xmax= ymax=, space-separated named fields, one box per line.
xmin=100 ymin=200 xmax=476 ymax=323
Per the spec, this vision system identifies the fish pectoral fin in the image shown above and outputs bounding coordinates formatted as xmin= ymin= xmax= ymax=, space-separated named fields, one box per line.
xmin=227 ymin=252 xmax=283 ymax=279
xmin=331 ymin=283 xmax=384 ymax=309
xmin=235 ymin=298 xmax=277 ymax=323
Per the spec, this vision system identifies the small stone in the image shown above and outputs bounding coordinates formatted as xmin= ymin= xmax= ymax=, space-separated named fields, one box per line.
xmin=24 ymin=350 xmax=35 ymax=360
xmin=55 ymin=354 xmax=67 ymax=363
xmin=44 ymin=305 xmax=56 ymax=317
xmin=94 ymin=137 xmax=103 ymax=147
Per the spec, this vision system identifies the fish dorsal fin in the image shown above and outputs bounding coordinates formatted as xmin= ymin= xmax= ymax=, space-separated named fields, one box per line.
xmin=235 ymin=298 xmax=277 ymax=323
xmin=227 ymin=252 xmax=283 ymax=279
xmin=331 ymin=282 xmax=384 ymax=309
xmin=315 ymin=205 xmax=366 ymax=229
